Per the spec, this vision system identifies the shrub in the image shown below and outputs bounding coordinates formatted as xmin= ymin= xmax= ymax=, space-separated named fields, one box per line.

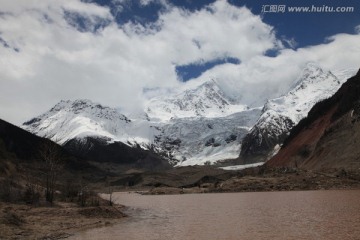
xmin=0 ymin=179 xmax=22 ymax=203
xmin=23 ymin=183 xmax=41 ymax=205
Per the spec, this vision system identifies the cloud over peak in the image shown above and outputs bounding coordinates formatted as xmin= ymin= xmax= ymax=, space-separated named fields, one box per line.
xmin=0 ymin=0 xmax=359 ymax=124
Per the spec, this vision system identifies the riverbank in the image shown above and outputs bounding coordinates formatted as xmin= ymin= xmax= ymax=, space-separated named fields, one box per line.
xmin=0 ymin=200 xmax=126 ymax=240
xmin=142 ymin=167 xmax=360 ymax=195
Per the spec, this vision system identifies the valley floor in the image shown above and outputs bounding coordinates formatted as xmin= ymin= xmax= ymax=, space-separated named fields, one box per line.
xmin=1 ymin=167 xmax=360 ymax=239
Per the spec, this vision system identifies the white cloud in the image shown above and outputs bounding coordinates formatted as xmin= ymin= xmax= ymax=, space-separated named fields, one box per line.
xmin=0 ymin=0 xmax=280 ymax=124
xmin=63 ymin=1 xmax=112 ymax=17
xmin=194 ymin=33 xmax=360 ymax=106
xmin=355 ymin=25 xmax=360 ymax=34
xmin=139 ymin=0 xmax=155 ymax=6
xmin=0 ymin=0 xmax=359 ymax=125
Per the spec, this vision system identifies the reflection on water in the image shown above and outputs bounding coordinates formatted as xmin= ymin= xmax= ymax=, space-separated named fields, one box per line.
xmin=70 ymin=190 xmax=360 ymax=240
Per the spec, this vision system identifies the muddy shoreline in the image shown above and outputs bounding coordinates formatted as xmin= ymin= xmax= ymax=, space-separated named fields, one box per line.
xmin=0 ymin=200 xmax=126 ymax=240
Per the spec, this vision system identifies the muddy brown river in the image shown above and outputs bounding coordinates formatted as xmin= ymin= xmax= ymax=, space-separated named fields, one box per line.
xmin=70 ymin=190 xmax=360 ymax=240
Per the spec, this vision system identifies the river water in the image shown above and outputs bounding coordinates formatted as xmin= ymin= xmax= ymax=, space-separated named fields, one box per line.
xmin=70 ymin=190 xmax=360 ymax=240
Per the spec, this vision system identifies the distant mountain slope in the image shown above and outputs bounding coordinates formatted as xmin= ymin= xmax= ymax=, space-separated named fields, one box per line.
xmin=240 ymin=64 xmax=356 ymax=162
xmin=267 ymin=69 xmax=360 ymax=170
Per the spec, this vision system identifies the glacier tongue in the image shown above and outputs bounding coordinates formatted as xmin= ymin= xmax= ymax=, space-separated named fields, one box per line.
xmin=157 ymin=108 xmax=261 ymax=166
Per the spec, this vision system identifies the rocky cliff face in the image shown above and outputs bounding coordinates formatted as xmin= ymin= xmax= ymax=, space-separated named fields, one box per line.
xmin=267 ymin=69 xmax=360 ymax=170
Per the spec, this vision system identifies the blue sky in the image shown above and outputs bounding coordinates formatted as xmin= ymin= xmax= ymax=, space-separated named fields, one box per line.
xmin=238 ymin=0 xmax=360 ymax=46
xmin=93 ymin=0 xmax=360 ymax=47
xmin=87 ymin=0 xmax=360 ymax=80
xmin=0 ymin=0 xmax=359 ymax=124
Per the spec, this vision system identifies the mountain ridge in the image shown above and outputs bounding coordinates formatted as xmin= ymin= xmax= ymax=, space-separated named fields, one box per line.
xmin=267 ymin=68 xmax=360 ymax=170
xmin=22 ymin=64 xmax=357 ymax=166
xmin=240 ymin=63 xmax=356 ymax=162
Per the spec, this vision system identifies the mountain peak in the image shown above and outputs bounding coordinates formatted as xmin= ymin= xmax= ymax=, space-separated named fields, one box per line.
xmin=146 ymin=78 xmax=245 ymax=121
xmin=267 ymin=66 xmax=360 ymax=170
xmin=290 ymin=63 xmax=338 ymax=91
xmin=240 ymin=64 xmax=349 ymax=160
xmin=302 ymin=63 xmax=325 ymax=78
xmin=48 ymin=99 xmax=110 ymax=114
xmin=23 ymin=99 xmax=131 ymax=144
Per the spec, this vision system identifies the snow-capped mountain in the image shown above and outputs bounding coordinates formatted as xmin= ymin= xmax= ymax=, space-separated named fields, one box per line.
xmin=22 ymin=76 xmax=261 ymax=166
xmin=146 ymin=79 xmax=248 ymax=121
xmin=267 ymin=68 xmax=360 ymax=170
xmin=22 ymin=99 xmax=159 ymax=146
xmin=22 ymin=98 xmax=260 ymax=166
xmin=240 ymin=63 xmax=357 ymax=161
xmin=22 ymin=63 xmax=357 ymax=167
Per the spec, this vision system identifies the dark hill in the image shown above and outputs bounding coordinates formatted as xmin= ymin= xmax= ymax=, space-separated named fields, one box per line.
xmin=0 ymin=118 xmax=170 ymax=179
xmin=0 ymin=118 xmax=102 ymax=177
xmin=64 ymin=137 xmax=171 ymax=171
